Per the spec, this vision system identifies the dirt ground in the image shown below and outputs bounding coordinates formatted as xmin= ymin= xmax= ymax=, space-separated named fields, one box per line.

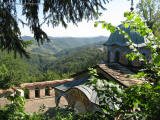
xmin=24 ymin=96 xmax=68 ymax=113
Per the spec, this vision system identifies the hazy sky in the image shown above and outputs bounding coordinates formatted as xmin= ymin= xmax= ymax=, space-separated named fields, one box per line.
xmin=19 ymin=0 xmax=139 ymax=37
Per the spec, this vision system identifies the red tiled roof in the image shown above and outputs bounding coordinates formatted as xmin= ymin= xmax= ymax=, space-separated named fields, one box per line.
xmin=21 ymin=79 xmax=74 ymax=88
xmin=0 ymin=89 xmax=14 ymax=95
xmin=97 ymin=63 xmax=145 ymax=87
xmin=0 ymin=79 xmax=74 ymax=95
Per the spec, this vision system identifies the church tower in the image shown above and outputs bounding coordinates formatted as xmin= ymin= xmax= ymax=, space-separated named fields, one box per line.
xmin=104 ymin=24 xmax=151 ymax=67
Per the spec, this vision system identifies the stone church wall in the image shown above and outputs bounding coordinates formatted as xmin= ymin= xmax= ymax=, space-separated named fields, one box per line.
xmin=106 ymin=45 xmax=151 ymax=66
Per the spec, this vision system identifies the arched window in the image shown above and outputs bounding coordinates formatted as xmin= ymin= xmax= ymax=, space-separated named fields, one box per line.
xmin=45 ymin=86 xmax=50 ymax=96
xmin=115 ymin=51 xmax=120 ymax=63
xmin=107 ymin=50 xmax=110 ymax=62
xmin=35 ymin=87 xmax=40 ymax=98
xmin=128 ymin=58 xmax=132 ymax=66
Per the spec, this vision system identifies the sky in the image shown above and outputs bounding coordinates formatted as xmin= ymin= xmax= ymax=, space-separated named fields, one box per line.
xmin=19 ymin=0 xmax=140 ymax=37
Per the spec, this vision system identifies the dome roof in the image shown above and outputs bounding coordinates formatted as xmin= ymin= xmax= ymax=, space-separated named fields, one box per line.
xmin=74 ymin=85 xmax=99 ymax=105
xmin=104 ymin=24 xmax=149 ymax=47
xmin=53 ymin=77 xmax=99 ymax=105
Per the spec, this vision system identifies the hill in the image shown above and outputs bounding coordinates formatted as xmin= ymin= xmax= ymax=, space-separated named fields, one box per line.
xmin=22 ymin=36 xmax=107 ymax=55
xmin=54 ymin=40 xmax=105 ymax=57
xmin=0 ymin=36 xmax=108 ymax=83
xmin=23 ymin=40 xmax=106 ymax=72
xmin=45 ymin=47 xmax=105 ymax=75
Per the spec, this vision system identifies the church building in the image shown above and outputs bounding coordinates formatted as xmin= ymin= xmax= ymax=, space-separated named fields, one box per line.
xmin=53 ymin=24 xmax=149 ymax=113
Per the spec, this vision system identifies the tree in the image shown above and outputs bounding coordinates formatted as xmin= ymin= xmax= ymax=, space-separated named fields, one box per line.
xmin=0 ymin=0 xmax=109 ymax=57
xmin=0 ymin=64 xmax=22 ymax=89
xmin=136 ymin=0 xmax=160 ymax=38
xmin=88 ymin=11 xmax=160 ymax=119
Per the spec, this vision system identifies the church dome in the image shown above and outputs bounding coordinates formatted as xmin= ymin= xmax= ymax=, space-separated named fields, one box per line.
xmin=104 ymin=24 xmax=148 ymax=47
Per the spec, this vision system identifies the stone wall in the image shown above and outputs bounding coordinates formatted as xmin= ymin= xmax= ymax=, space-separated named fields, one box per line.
xmin=0 ymin=98 xmax=11 ymax=107
xmin=0 ymin=79 xmax=73 ymax=112
xmin=106 ymin=45 xmax=151 ymax=66
xmin=55 ymin=88 xmax=100 ymax=114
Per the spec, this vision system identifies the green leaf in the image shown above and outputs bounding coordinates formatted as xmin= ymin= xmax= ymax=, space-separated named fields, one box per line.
xmin=137 ymin=72 xmax=145 ymax=78
xmin=132 ymin=75 xmax=138 ymax=78
xmin=135 ymin=17 xmax=141 ymax=23
xmin=144 ymin=84 xmax=152 ymax=89
xmin=124 ymin=11 xmax=129 ymax=17
xmin=125 ymin=22 xmax=130 ymax=28
xmin=94 ymin=22 xmax=98 ymax=27
xmin=133 ymin=101 xmax=137 ymax=108
xmin=140 ymin=22 xmax=145 ymax=26
xmin=110 ymin=26 xmax=116 ymax=33
xmin=126 ymin=13 xmax=135 ymax=20
xmin=146 ymin=42 xmax=152 ymax=48
xmin=130 ymin=13 xmax=135 ymax=19
xmin=106 ymin=23 xmax=111 ymax=30
xmin=148 ymin=29 xmax=152 ymax=33
xmin=102 ymin=23 xmax=106 ymax=29
xmin=153 ymin=54 xmax=160 ymax=64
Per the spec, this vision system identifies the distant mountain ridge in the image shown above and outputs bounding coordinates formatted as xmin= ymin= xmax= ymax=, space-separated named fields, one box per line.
xmin=22 ymin=36 xmax=108 ymax=55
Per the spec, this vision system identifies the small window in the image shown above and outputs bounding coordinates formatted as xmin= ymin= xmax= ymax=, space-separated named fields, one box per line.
xmin=107 ymin=50 xmax=110 ymax=62
xmin=35 ymin=87 xmax=40 ymax=98
xmin=45 ymin=86 xmax=50 ymax=96
xmin=115 ymin=51 xmax=120 ymax=63
xmin=24 ymin=89 xmax=29 ymax=99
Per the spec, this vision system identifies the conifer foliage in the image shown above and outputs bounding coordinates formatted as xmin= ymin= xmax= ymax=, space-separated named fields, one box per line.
xmin=0 ymin=0 xmax=109 ymax=57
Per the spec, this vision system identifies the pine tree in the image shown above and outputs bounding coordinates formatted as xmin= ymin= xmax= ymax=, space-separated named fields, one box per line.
xmin=0 ymin=0 xmax=109 ymax=57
